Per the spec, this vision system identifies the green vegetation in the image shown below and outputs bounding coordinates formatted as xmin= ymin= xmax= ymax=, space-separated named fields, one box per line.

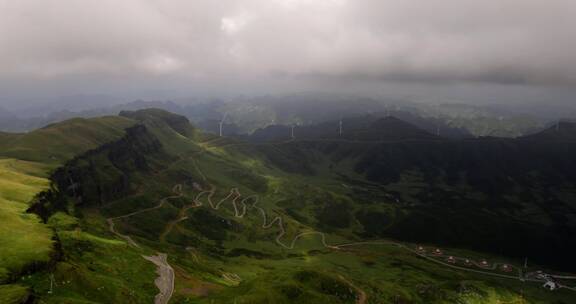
xmin=0 ymin=284 xmax=30 ymax=303
xmin=26 ymin=220 xmax=158 ymax=304
xmin=0 ymin=159 xmax=53 ymax=286
xmin=1 ymin=109 xmax=575 ymax=303
xmin=0 ymin=117 xmax=136 ymax=303
xmin=0 ymin=116 xmax=135 ymax=164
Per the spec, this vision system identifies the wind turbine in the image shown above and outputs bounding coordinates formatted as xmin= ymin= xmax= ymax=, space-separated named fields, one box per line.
xmin=219 ymin=112 xmax=228 ymax=137
xmin=67 ymin=173 xmax=78 ymax=198
xmin=290 ymin=124 xmax=295 ymax=139
xmin=48 ymin=273 xmax=54 ymax=294
xmin=497 ymin=116 xmax=504 ymax=136
xmin=339 ymin=117 xmax=343 ymax=136
xmin=434 ymin=104 xmax=441 ymax=136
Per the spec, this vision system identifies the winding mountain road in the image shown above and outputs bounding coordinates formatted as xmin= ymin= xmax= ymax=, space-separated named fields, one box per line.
xmin=105 ymin=135 xmax=576 ymax=303
xmin=168 ymin=182 xmax=576 ymax=296
xmin=106 ymin=184 xmax=183 ymax=304
xmin=105 ymin=145 xmax=576 ymax=303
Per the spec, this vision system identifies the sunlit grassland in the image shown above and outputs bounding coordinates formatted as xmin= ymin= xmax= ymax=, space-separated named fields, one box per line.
xmin=0 ymin=117 xmax=138 ymax=303
xmin=0 ymin=116 xmax=135 ymax=164
xmin=21 ymin=228 xmax=158 ymax=304
xmin=0 ymin=159 xmax=53 ymax=283
xmin=0 ymin=159 xmax=53 ymax=303
xmin=175 ymin=240 xmax=573 ymax=304
xmin=7 ymin=209 xmax=159 ymax=303
xmin=0 ymin=116 xmax=138 ymax=282
xmin=0 ymin=284 xmax=29 ymax=303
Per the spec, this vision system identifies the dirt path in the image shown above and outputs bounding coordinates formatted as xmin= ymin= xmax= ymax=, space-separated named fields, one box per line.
xmin=338 ymin=275 xmax=367 ymax=304
xmin=106 ymin=184 xmax=182 ymax=304
xmin=173 ymin=139 xmax=576 ymax=293
xmin=105 ymin=135 xmax=576 ymax=295
xmin=159 ymin=210 xmax=189 ymax=243
xmin=106 ymin=218 xmax=140 ymax=248
xmin=143 ymin=253 xmax=175 ymax=304
xmin=108 ymin=184 xmax=183 ymax=246
xmin=159 ymin=199 xmax=202 ymax=242
xmin=175 ymin=183 xmax=576 ymax=292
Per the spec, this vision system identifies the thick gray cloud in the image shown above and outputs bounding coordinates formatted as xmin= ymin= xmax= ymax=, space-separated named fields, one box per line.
xmin=0 ymin=0 xmax=575 ymax=100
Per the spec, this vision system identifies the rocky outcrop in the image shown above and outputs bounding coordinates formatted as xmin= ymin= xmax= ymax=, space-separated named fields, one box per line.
xmin=30 ymin=124 xmax=166 ymax=220
xmin=120 ymin=108 xmax=195 ymax=138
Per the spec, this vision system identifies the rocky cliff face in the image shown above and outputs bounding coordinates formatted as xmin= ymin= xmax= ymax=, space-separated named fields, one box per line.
xmin=30 ymin=124 xmax=166 ymax=219
xmin=120 ymin=108 xmax=195 ymax=138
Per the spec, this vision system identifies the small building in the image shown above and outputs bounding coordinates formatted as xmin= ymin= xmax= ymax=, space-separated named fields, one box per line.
xmin=543 ymin=281 xmax=558 ymax=291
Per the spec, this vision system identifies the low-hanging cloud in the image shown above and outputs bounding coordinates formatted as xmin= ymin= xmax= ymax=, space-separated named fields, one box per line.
xmin=0 ymin=0 xmax=575 ymax=97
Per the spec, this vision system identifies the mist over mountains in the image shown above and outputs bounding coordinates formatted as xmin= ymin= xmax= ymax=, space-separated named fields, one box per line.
xmin=2 ymin=1 xmax=576 ymax=302
xmin=2 ymin=93 xmax=575 ymax=139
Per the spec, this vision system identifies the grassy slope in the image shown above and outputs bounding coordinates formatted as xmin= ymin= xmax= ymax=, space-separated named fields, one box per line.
xmin=86 ymin=117 xmax=574 ymax=303
xmin=0 ymin=159 xmax=52 ymax=282
xmin=0 ymin=116 xmax=135 ymax=164
xmin=4 ymin=110 xmax=574 ymax=303
xmin=175 ymin=144 xmax=576 ymax=303
xmin=0 ymin=116 xmax=136 ymax=303
xmin=21 ymin=212 xmax=158 ymax=304
xmin=6 ymin=110 xmax=193 ymax=303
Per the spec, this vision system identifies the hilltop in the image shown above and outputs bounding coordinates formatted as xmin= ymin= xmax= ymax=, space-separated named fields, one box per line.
xmin=0 ymin=116 xmax=139 ymax=303
xmin=0 ymin=109 xmax=575 ymax=303
xmin=522 ymin=121 xmax=576 ymax=141
xmin=342 ymin=116 xmax=439 ymax=141
xmin=0 ymin=116 xmax=135 ymax=164
xmin=248 ymin=115 xmax=440 ymax=143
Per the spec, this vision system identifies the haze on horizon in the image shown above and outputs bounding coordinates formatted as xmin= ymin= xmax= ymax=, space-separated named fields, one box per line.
xmin=1 ymin=0 xmax=576 ymax=110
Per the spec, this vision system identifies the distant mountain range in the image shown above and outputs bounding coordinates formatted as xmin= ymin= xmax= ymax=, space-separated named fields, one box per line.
xmin=2 ymin=108 xmax=576 ymax=303
xmin=246 ymin=116 xmax=445 ymax=142
xmin=1 ymin=93 xmax=574 ymax=140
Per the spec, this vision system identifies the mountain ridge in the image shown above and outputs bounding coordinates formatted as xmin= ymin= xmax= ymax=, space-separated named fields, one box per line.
xmin=1 ymin=109 xmax=575 ymax=303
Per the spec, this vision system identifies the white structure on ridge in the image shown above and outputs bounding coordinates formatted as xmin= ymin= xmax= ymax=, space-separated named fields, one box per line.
xmin=219 ymin=112 xmax=228 ymax=137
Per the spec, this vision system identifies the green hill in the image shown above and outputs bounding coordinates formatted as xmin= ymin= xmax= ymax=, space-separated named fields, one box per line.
xmin=1 ymin=109 xmax=575 ymax=303
xmin=523 ymin=121 xmax=576 ymax=141
xmin=343 ymin=116 xmax=439 ymax=141
xmin=0 ymin=159 xmax=52 ymax=285
xmin=0 ymin=116 xmax=137 ymax=303
xmin=272 ymin=137 xmax=576 ymax=270
xmin=248 ymin=115 xmax=440 ymax=143
xmin=120 ymin=108 xmax=196 ymax=139
xmin=0 ymin=116 xmax=135 ymax=164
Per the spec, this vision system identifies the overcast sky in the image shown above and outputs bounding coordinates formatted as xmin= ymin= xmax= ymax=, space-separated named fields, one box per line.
xmin=1 ymin=0 xmax=575 ymax=108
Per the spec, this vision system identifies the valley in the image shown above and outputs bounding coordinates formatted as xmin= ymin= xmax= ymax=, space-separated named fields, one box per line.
xmin=3 ymin=1 xmax=576 ymax=303
xmin=1 ymin=109 xmax=575 ymax=303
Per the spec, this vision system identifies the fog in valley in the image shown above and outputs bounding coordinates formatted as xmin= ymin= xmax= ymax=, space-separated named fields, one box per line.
xmin=1 ymin=0 xmax=576 ymax=132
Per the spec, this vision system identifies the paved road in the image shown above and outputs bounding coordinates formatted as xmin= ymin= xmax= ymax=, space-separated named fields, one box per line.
xmin=107 ymin=134 xmax=576 ymax=300
xmin=183 ymin=182 xmax=576 ymax=294
xmin=106 ymin=184 xmax=182 ymax=304
xmin=143 ymin=253 xmax=175 ymax=304
xmin=107 ymin=184 xmax=183 ymax=248
xmin=177 ymin=140 xmax=576 ymax=296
